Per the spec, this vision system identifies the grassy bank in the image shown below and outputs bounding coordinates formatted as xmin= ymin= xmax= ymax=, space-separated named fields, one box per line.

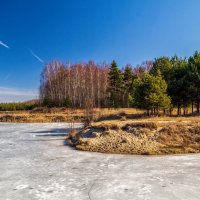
xmin=66 ymin=117 xmax=200 ymax=155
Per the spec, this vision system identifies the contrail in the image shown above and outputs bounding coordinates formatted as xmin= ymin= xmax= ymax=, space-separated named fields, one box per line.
xmin=0 ymin=40 xmax=10 ymax=49
xmin=28 ymin=48 xmax=44 ymax=63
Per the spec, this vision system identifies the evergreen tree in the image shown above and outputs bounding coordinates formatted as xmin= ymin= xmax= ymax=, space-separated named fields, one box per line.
xmin=134 ymin=71 xmax=171 ymax=115
xmin=123 ymin=65 xmax=136 ymax=107
xmin=151 ymin=56 xmax=191 ymax=115
xmin=188 ymin=51 xmax=200 ymax=113
xmin=168 ymin=57 xmax=188 ymax=115
xmin=150 ymin=57 xmax=172 ymax=83
xmin=108 ymin=61 xmax=124 ymax=108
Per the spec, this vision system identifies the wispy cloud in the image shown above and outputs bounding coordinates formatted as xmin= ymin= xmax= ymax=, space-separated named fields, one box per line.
xmin=0 ymin=40 xmax=10 ymax=49
xmin=28 ymin=48 xmax=44 ymax=63
xmin=0 ymin=86 xmax=38 ymax=102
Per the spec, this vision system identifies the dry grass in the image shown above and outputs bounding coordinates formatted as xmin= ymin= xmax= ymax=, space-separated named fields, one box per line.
xmin=3 ymin=107 xmax=199 ymax=155
xmin=0 ymin=107 xmax=198 ymax=123
xmin=0 ymin=108 xmax=142 ymax=123
xmin=66 ymin=117 xmax=200 ymax=155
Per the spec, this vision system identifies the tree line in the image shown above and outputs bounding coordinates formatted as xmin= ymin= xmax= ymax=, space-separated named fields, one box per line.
xmin=0 ymin=101 xmax=38 ymax=111
xmin=40 ymin=51 xmax=200 ymax=115
xmin=40 ymin=61 xmax=109 ymax=108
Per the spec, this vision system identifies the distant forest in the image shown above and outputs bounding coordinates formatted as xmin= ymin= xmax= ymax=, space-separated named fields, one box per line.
xmin=40 ymin=51 xmax=200 ymax=115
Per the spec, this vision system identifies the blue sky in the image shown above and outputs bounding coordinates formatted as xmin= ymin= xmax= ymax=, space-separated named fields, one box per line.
xmin=1 ymin=0 xmax=200 ymax=102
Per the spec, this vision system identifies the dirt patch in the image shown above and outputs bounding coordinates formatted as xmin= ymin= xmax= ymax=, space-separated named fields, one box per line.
xmin=67 ymin=121 xmax=200 ymax=155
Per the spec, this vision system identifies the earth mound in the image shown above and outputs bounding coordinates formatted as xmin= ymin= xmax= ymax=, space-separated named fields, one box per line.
xmin=66 ymin=120 xmax=200 ymax=155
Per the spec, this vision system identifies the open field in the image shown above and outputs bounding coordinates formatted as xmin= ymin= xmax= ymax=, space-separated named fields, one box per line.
xmin=0 ymin=108 xmax=144 ymax=123
xmin=0 ymin=107 xmax=199 ymax=123
xmin=0 ymin=123 xmax=200 ymax=200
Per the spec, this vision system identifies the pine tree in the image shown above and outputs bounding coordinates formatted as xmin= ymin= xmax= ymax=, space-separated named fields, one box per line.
xmin=108 ymin=61 xmax=124 ymax=108
xmin=150 ymin=56 xmax=172 ymax=83
xmin=123 ymin=65 xmax=136 ymax=107
xmin=134 ymin=71 xmax=171 ymax=115
xmin=168 ymin=57 xmax=188 ymax=115
xmin=188 ymin=51 xmax=200 ymax=113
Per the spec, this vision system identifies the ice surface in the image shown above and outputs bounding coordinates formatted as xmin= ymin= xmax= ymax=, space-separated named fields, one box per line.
xmin=0 ymin=123 xmax=199 ymax=200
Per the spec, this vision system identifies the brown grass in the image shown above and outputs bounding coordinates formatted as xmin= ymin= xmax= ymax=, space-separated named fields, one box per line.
xmin=3 ymin=107 xmax=199 ymax=155
xmin=0 ymin=107 xmax=198 ymax=123
xmin=0 ymin=108 xmax=143 ymax=123
xmin=67 ymin=118 xmax=200 ymax=155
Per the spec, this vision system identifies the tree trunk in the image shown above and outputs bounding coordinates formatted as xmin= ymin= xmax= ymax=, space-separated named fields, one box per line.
xmin=183 ymin=102 xmax=186 ymax=116
xmin=170 ymin=108 xmax=172 ymax=117
xmin=192 ymin=101 xmax=194 ymax=114
xmin=163 ymin=109 xmax=166 ymax=115
xmin=177 ymin=103 xmax=180 ymax=116
xmin=197 ymin=101 xmax=200 ymax=113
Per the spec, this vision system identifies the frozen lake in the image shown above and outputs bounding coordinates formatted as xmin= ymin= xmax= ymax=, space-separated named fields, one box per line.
xmin=0 ymin=123 xmax=200 ymax=200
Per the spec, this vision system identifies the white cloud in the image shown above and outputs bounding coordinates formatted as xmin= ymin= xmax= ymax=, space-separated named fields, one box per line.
xmin=0 ymin=40 xmax=10 ymax=49
xmin=0 ymin=86 xmax=38 ymax=102
xmin=28 ymin=48 xmax=44 ymax=63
